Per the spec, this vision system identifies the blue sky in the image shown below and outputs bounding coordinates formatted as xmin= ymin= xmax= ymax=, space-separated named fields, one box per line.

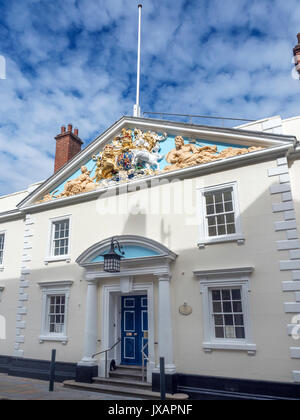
xmin=0 ymin=0 xmax=300 ymax=196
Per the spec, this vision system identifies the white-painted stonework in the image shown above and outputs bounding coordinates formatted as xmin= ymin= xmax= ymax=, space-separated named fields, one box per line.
xmin=268 ymin=156 xmax=300 ymax=382
xmin=12 ymin=214 xmax=34 ymax=357
xmin=0 ymin=116 xmax=300 ymax=391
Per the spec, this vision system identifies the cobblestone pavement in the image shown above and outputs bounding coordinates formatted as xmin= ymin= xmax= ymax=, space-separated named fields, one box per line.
xmin=0 ymin=373 xmax=139 ymax=400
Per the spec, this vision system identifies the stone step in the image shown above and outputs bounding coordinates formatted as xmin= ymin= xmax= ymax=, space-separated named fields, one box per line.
xmin=93 ymin=377 xmax=151 ymax=389
xmin=109 ymin=369 xmax=145 ymax=381
xmin=116 ymin=365 xmax=142 ymax=372
xmin=63 ymin=380 xmax=189 ymax=400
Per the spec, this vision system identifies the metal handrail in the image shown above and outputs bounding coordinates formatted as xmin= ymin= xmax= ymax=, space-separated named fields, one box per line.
xmin=143 ymin=111 xmax=255 ymax=127
xmin=92 ymin=338 xmax=121 ymax=379
xmin=141 ymin=341 xmax=149 ymax=383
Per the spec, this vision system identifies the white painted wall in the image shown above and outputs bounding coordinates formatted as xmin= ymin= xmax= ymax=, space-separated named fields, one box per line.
xmin=0 ymin=156 xmax=299 ymax=382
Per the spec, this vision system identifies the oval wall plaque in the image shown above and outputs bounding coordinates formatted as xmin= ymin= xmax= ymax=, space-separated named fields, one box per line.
xmin=179 ymin=303 xmax=192 ymax=316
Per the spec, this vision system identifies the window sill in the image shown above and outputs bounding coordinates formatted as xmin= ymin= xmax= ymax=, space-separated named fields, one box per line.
xmin=203 ymin=341 xmax=256 ymax=355
xmin=44 ymin=256 xmax=71 ymax=265
xmin=198 ymin=235 xmax=245 ymax=249
xmin=39 ymin=335 xmax=68 ymax=344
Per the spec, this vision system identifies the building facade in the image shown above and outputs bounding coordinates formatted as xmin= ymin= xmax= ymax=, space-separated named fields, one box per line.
xmin=0 ymin=115 xmax=300 ymax=398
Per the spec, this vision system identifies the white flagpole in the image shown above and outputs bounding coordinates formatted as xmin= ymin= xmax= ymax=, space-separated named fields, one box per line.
xmin=133 ymin=4 xmax=142 ymax=117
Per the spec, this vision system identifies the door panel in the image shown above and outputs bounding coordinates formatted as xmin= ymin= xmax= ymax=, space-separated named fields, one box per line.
xmin=121 ymin=295 xmax=148 ymax=365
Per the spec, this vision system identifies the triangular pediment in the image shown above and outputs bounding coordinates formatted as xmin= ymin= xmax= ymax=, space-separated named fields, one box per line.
xmin=18 ymin=116 xmax=295 ymax=209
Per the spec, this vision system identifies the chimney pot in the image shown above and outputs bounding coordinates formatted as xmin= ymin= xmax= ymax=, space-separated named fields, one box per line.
xmin=297 ymin=33 xmax=300 ymax=44
xmin=54 ymin=124 xmax=83 ymax=173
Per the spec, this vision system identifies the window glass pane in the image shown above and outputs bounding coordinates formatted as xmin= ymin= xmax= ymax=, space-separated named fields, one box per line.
xmin=224 ymin=202 xmax=233 ymax=212
xmin=206 ymin=205 xmax=215 ymax=215
xmin=223 ymin=191 xmax=232 ymax=202
xmin=213 ymin=302 xmax=222 ymax=313
xmin=235 ymin=327 xmax=245 ymax=339
xmin=233 ymin=301 xmax=243 ymax=312
xmin=222 ymin=290 xmax=231 ymax=300
xmin=225 ymin=214 xmax=235 ymax=224
xmin=214 ymin=193 xmax=223 ymax=203
xmin=215 ymin=203 xmax=224 ymax=214
xmin=227 ymin=224 xmax=236 ymax=234
xmin=208 ymin=227 xmax=217 ymax=237
xmin=234 ymin=314 xmax=244 ymax=326
xmin=215 ymin=327 xmax=224 ymax=338
xmin=225 ymin=326 xmax=235 ymax=338
xmin=224 ymin=314 xmax=234 ymax=325
xmin=222 ymin=302 xmax=232 ymax=313
xmin=217 ymin=225 xmax=226 ymax=236
xmin=231 ymin=289 xmax=241 ymax=300
xmin=212 ymin=290 xmax=221 ymax=301
xmin=217 ymin=215 xmax=225 ymax=225
xmin=205 ymin=194 xmax=214 ymax=205
xmin=207 ymin=216 xmax=216 ymax=226
xmin=214 ymin=315 xmax=223 ymax=326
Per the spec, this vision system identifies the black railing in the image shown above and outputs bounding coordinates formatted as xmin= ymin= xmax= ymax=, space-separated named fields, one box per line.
xmin=142 ymin=111 xmax=255 ymax=128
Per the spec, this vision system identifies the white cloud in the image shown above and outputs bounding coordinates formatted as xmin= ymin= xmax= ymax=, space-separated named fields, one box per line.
xmin=0 ymin=0 xmax=300 ymax=196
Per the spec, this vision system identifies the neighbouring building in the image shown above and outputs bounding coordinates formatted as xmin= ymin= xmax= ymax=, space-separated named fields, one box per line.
xmin=0 ymin=114 xmax=300 ymax=399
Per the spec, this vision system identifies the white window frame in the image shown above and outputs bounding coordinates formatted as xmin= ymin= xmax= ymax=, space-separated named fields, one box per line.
xmin=0 ymin=286 xmax=4 ymax=301
xmin=197 ymin=181 xmax=245 ymax=248
xmin=0 ymin=231 xmax=6 ymax=271
xmin=45 ymin=215 xmax=72 ymax=263
xmin=38 ymin=281 xmax=73 ymax=343
xmin=195 ymin=267 xmax=256 ymax=354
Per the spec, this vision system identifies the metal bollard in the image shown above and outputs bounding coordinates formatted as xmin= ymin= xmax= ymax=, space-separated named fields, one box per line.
xmin=49 ymin=349 xmax=56 ymax=392
xmin=160 ymin=357 xmax=166 ymax=400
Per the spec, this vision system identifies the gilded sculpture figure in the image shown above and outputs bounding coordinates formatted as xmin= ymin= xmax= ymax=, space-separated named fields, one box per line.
xmin=37 ymin=127 xmax=264 ymax=203
xmin=57 ymin=166 xmax=97 ymax=198
xmin=163 ymin=136 xmax=263 ymax=172
xmin=94 ymin=144 xmax=119 ymax=181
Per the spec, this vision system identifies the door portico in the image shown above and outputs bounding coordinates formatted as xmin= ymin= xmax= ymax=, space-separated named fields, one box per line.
xmin=76 ymin=235 xmax=177 ymax=383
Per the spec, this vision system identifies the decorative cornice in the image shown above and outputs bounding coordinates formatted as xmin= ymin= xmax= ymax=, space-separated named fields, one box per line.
xmin=194 ymin=267 xmax=254 ymax=278
xmin=0 ymin=209 xmax=23 ymax=222
xmin=38 ymin=280 xmax=74 ymax=289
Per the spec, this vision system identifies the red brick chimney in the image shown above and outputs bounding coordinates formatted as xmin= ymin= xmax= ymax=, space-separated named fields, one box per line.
xmin=54 ymin=124 xmax=83 ymax=173
xmin=293 ymin=34 xmax=300 ymax=79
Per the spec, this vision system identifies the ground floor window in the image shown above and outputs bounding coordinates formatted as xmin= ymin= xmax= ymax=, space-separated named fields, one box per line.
xmin=48 ymin=295 xmax=66 ymax=334
xmin=211 ymin=288 xmax=245 ymax=340
xmin=0 ymin=232 xmax=5 ymax=267
xmin=194 ymin=267 xmax=256 ymax=354
xmin=38 ymin=281 xmax=73 ymax=343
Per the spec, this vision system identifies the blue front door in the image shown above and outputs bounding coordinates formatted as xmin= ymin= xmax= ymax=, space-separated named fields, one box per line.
xmin=121 ymin=295 xmax=148 ymax=366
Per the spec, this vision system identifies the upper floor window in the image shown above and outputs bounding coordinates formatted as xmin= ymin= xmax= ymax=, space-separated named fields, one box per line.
xmin=205 ymin=189 xmax=236 ymax=237
xmin=46 ymin=216 xmax=71 ymax=263
xmin=198 ymin=182 xmax=244 ymax=247
xmin=51 ymin=219 xmax=69 ymax=256
xmin=0 ymin=233 xmax=5 ymax=267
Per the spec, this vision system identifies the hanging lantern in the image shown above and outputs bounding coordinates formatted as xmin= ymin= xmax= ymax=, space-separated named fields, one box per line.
xmin=101 ymin=237 xmax=125 ymax=273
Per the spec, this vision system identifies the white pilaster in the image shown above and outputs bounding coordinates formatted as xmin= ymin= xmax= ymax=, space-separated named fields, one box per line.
xmin=158 ymin=274 xmax=176 ymax=374
xmin=78 ymin=279 xmax=98 ymax=366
